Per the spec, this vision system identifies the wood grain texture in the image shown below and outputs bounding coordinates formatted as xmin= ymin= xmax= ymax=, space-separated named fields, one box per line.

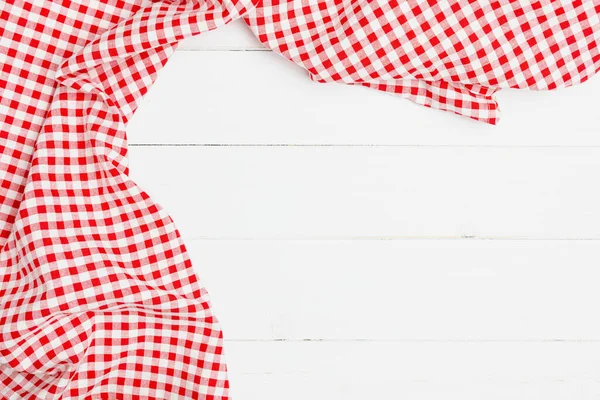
xmin=127 ymin=51 xmax=600 ymax=146
xmin=127 ymin=22 xmax=600 ymax=398
xmin=225 ymin=341 xmax=600 ymax=400
xmin=187 ymin=240 xmax=600 ymax=341
xmin=128 ymin=146 xmax=600 ymax=239
xmin=177 ymin=20 xmax=264 ymax=51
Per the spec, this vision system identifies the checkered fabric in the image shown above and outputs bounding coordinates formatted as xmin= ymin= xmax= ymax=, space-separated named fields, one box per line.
xmin=246 ymin=0 xmax=600 ymax=124
xmin=1 ymin=0 xmax=599 ymax=399
xmin=0 ymin=1 xmax=256 ymax=399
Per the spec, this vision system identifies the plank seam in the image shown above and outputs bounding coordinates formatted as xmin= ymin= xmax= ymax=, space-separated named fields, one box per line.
xmin=224 ymin=339 xmax=600 ymax=343
xmin=129 ymin=143 xmax=600 ymax=148
xmin=183 ymin=236 xmax=600 ymax=241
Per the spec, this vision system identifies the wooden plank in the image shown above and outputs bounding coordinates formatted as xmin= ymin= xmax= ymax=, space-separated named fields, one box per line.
xmin=177 ymin=20 xmax=264 ymax=51
xmin=187 ymin=240 xmax=600 ymax=341
xmin=225 ymin=341 xmax=600 ymax=400
xmin=128 ymin=146 xmax=600 ymax=239
xmin=127 ymin=51 xmax=600 ymax=146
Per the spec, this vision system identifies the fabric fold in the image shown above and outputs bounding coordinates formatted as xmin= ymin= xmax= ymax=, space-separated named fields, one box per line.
xmin=245 ymin=0 xmax=600 ymax=124
xmin=1 ymin=1 xmax=255 ymax=398
xmin=1 ymin=0 xmax=600 ymax=399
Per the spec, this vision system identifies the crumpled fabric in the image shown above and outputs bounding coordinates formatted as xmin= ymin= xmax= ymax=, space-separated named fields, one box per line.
xmin=1 ymin=0 xmax=599 ymax=398
xmin=246 ymin=0 xmax=600 ymax=124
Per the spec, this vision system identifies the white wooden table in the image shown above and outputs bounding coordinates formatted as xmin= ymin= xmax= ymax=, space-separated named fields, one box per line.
xmin=127 ymin=21 xmax=600 ymax=400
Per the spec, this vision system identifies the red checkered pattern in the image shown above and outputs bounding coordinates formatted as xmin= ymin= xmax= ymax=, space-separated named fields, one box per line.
xmin=246 ymin=0 xmax=600 ymax=124
xmin=0 ymin=0 xmax=255 ymax=399
xmin=1 ymin=0 xmax=599 ymax=399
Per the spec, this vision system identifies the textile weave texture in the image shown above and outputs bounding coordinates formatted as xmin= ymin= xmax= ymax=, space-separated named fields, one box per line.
xmin=1 ymin=0 xmax=599 ymax=399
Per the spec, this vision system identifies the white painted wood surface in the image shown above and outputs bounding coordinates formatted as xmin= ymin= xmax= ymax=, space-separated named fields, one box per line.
xmin=184 ymin=240 xmax=600 ymax=341
xmin=127 ymin=20 xmax=600 ymax=399
xmin=225 ymin=342 xmax=600 ymax=400
xmin=129 ymin=146 xmax=600 ymax=239
xmin=128 ymin=24 xmax=600 ymax=147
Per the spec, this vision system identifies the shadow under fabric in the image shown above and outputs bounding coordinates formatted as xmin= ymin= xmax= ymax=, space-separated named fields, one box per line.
xmin=0 ymin=0 xmax=599 ymax=398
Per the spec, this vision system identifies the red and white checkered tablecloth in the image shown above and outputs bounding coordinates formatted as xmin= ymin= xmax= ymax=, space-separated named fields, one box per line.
xmin=1 ymin=1 xmax=598 ymax=398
